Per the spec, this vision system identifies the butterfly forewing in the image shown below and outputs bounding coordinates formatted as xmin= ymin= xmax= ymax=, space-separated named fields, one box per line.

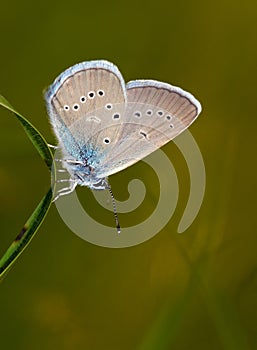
xmin=45 ymin=60 xmax=126 ymax=152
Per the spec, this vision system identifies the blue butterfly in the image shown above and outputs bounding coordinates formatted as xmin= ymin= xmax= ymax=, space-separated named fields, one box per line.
xmin=45 ymin=60 xmax=201 ymax=231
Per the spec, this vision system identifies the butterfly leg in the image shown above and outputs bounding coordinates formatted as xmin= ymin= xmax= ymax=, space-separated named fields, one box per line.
xmin=64 ymin=159 xmax=84 ymax=165
xmin=53 ymin=179 xmax=77 ymax=201
xmin=48 ymin=143 xmax=59 ymax=150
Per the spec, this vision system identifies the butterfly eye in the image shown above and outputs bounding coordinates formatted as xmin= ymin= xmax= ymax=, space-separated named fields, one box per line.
xmin=80 ymin=96 xmax=86 ymax=103
xmin=88 ymin=91 xmax=95 ymax=99
xmin=112 ymin=113 xmax=120 ymax=120
xmin=97 ymin=90 xmax=105 ymax=96
xmin=157 ymin=110 xmax=164 ymax=116
xmin=64 ymin=105 xmax=70 ymax=111
xmin=103 ymin=137 xmax=111 ymax=144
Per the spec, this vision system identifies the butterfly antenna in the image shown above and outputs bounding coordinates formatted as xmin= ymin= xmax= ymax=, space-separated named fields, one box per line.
xmin=107 ymin=185 xmax=121 ymax=234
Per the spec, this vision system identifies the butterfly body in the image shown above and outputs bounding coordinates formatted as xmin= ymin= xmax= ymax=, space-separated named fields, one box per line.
xmin=61 ymin=144 xmax=109 ymax=190
xmin=45 ymin=60 xmax=201 ymax=195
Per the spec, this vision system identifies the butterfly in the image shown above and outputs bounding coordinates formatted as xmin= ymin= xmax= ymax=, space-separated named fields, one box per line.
xmin=45 ymin=60 xmax=201 ymax=231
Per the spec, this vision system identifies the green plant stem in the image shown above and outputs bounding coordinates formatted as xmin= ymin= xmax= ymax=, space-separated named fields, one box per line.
xmin=0 ymin=94 xmax=55 ymax=279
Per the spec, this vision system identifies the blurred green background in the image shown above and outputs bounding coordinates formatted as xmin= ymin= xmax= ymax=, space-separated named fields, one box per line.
xmin=1 ymin=0 xmax=257 ymax=349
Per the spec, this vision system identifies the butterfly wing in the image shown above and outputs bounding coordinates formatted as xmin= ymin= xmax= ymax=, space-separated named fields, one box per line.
xmin=45 ymin=63 xmax=201 ymax=182
xmin=96 ymin=79 xmax=202 ymax=178
xmin=45 ymin=60 xmax=126 ymax=162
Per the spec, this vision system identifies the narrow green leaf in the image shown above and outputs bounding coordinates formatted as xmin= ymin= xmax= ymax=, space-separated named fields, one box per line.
xmin=0 ymin=94 xmax=53 ymax=169
xmin=0 ymin=189 xmax=53 ymax=280
xmin=0 ymin=94 xmax=55 ymax=279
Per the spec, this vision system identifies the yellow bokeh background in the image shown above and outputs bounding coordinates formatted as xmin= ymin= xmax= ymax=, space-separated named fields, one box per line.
xmin=1 ymin=0 xmax=257 ymax=349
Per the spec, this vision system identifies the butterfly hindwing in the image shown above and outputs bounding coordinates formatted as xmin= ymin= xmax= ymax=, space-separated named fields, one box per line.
xmin=95 ymin=80 xmax=201 ymax=177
